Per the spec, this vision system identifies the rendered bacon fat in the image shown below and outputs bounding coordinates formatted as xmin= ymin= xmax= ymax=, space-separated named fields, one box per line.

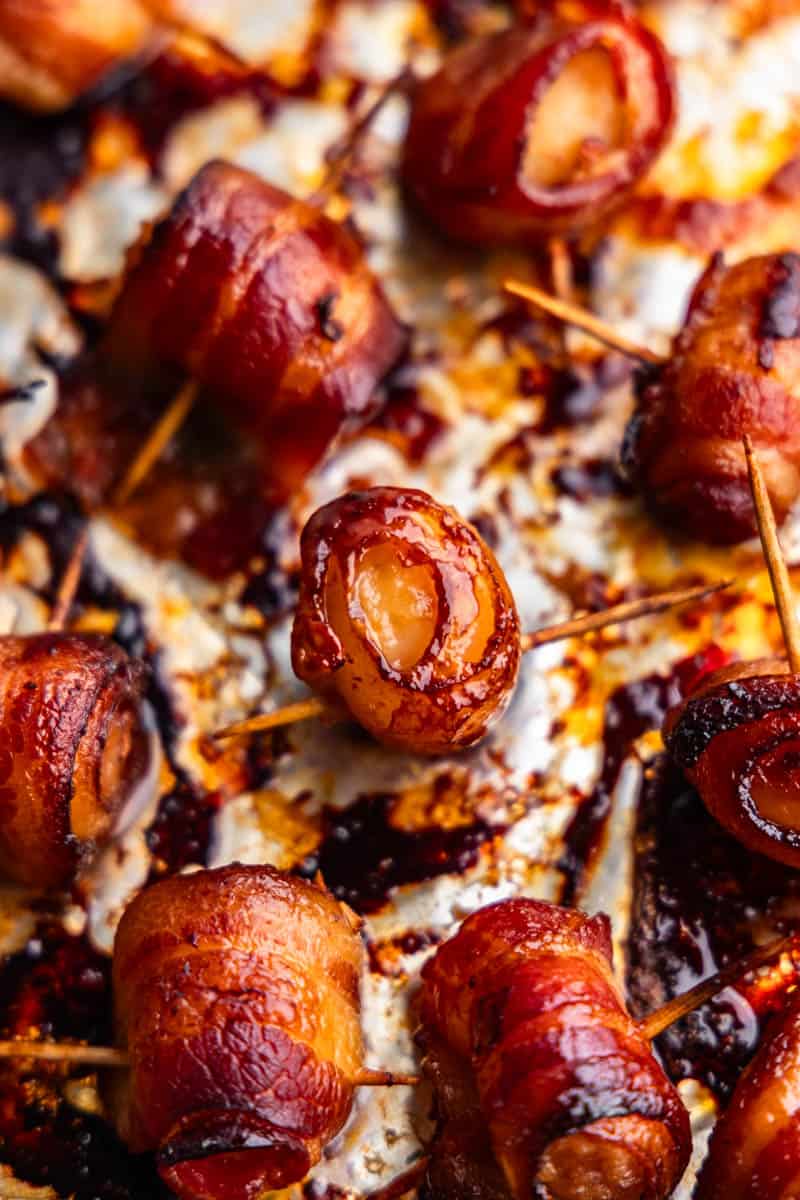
xmin=402 ymin=2 xmax=675 ymax=246
xmin=624 ymin=253 xmax=800 ymax=543
xmin=0 ymin=632 xmax=152 ymax=889
xmin=108 ymin=863 xmax=364 ymax=1200
xmin=291 ymin=487 xmax=521 ymax=754
xmin=694 ymin=985 xmax=800 ymax=1199
xmin=101 ymin=160 xmax=406 ymax=501
xmin=664 ymin=657 xmax=800 ymax=867
xmin=0 ymin=0 xmax=153 ymax=112
xmin=419 ymin=898 xmax=691 ymax=1200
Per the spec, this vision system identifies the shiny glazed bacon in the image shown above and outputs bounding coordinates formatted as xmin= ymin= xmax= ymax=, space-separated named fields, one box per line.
xmin=664 ymin=657 xmax=800 ymax=867
xmin=291 ymin=487 xmax=521 ymax=754
xmin=419 ymin=898 xmax=691 ymax=1200
xmin=624 ymin=253 xmax=800 ymax=543
xmin=108 ymin=864 xmax=364 ymax=1200
xmin=102 ymin=160 xmax=406 ymax=501
xmin=0 ymin=632 xmax=151 ymax=889
xmin=695 ymin=986 xmax=800 ymax=1198
xmin=0 ymin=0 xmax=154 ymax=112
xmin=402 ymin=1 xmax=675 ymax=246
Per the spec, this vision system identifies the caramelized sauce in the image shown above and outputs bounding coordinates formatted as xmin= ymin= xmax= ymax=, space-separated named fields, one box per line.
xmin=627 ymin=755 xmax=800 ymax=1099
xmin=299 ymin=790 xmax=497 ymax=914
xmin=559 ymin=646 xmax=727 ymax=905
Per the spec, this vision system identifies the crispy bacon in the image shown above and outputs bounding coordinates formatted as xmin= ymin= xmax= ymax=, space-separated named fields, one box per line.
xmin=0 ymin=632 xmax=152 ymax=889
xmin=291 ymin=487 xmax=521 ymax=754
xmin=419 ymin=898 xmax=691 ymax=1200
xmin=101 ymin=160 xmax=406 ymax=502
xmin=108 ymin=863 xmax=365 ymax=1200
xmin=0 ymin=0 xmax=154 ymax=112
xmin=664 ymin=657 xmax=800 ymax=866
xmin=694 ymin=987 xmax=800 ymax=1199
xmin=623 ymin=252 xmax=800 ymax=543
xmin=402 ymin=2 xmax=675 ymax=246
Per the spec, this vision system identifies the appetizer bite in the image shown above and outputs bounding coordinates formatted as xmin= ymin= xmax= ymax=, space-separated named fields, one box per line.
xmin=624 ymin=253 xmax=800 ymax=544
xmin=0 ymin=631 xmax=153 ymax=890
xmin=418 ymin=897 xmax=691 ymax=1200
xmin=107 ymin=864 xmax=367 ymax=1200
xmin=403 ymin=0 xmax=675 ymax=245
xmin=694 ymin=984 xmax=800 ymax=1199
xmin=664 ymin=438 xmax=800 ymax=866
xmin=219 ymin=485 xmax=725 ymax=755
xmin=0 ymin=0 xmax=154 ymax=112
xmin=27 ymin=159 xmax=406 ymax=507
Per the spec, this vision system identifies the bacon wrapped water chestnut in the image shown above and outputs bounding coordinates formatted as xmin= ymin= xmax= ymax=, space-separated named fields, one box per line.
xmin=623 ymin=252 xmax=800 ymax=543
xmin=694 ymin=984 xmax=800 ymax=1199
xmin=291 ymin=486 xmax=521 ymax=755
xmin=0 ymin=0 xmax=154 ymax=112
xmin=0 ymin=632 xmax=153 ymax=890
xmin=418 ymin=897 xmax=691 ymax=1200
xmin=663 ymin=657 xmax=800 ymax=867
xmin=107 ymin=863 xmax=365 ymax=1200
xmin=95 ymin=159 xmax=406 ymax=502
xmin=402 ymin=1 xmax=676 ymax=246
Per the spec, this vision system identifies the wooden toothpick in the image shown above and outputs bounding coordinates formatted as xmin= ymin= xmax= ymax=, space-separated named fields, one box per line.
xmin=216 ymin=580 xmax=729 ymax=741
xmin=47 ymin=526 xmax=89 ymax=633
xmin=637 ymin=930 xmax=798 ymax=1042
xmin=504 ymin=279 xmax=664 ymax=365
xmin=0 ymin=1040 xmax=128 ymax=1067
xmin=743 ymin=435 xmax=800 ymax=673
xmin=520 ymin=579 xmax=730 ymax=652
xmin=113 ymin=379 xmax=198 ymax=507
xmin=0 ymin=1038 xmax=418 ymax=1086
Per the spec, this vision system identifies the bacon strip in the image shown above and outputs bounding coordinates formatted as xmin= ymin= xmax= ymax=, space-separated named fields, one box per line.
xmin=102 ymin=161 xmax=406 ymax=501
xmin=402 ymin=2 xmax=675 ymax=246
xmin=695 ymin=987 xmax=800 ymax=1199
xmin=419 ymin=898 xmax=691 ymax=1200
xmin=0 ymin=632 xmax=151 ymax=889
xmin=0 ymin=0 xmax=153 ymax=112
xmin=623 ymin=253 xmax=800 ymax=543
xmin=109 ymin=864 xmax=365 ymax=1200
xmin=664 ymin=658 xmax=800 ymax=866
xmin=291 ymin=486 xmax=520 ymax=754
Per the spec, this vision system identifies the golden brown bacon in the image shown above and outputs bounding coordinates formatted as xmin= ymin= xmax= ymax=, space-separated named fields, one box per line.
xmin=623 ymin=253 xmax=800 ymax=543
xmin=695 ymin=987 xmax=800 ymax=1199
xmin=402 ymin=1 xmax=675 ymax=246
xmin=419 ymin=898 xmax=691 ymax=1200
xmin=291 ymin=487 xmax=520 ymax=754
xmin=0 ymin=0 xmax=154 ymax=112
xmin=0 ymin=632 xmax=152 ymax=889
xmin=663 ymin=657 xmax=800 ymax=866
xmin=101 ymin=160 xmax=406 ymax=502
xmin=108 ymin=864 xmax=364 ymax=1200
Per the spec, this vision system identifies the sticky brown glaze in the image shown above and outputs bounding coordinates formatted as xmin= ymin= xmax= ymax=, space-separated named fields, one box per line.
xmin=663 ymin=656 xmax=800 ymax=866
xmin=419 ymin=898 xmax=691 ymax=1200
xmin=291 ymin=487 xmax=521 ymax=755
xmin=0 ymin=0 xmax=154 ymax=112
xmin=109 ymin=863 xmax=364 ymax=1200
xmin=623 ymin=252 xmax=800 ymax=543
xmin=0 ymin=632 xmax=152 ymax=890
xmin=100 ymin=160 xmax=406 ymax=502
xmin=402 ymin=1 xmax=675 ymax=246
xmin=695 ymin=988 xmax=800 ymax=1200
